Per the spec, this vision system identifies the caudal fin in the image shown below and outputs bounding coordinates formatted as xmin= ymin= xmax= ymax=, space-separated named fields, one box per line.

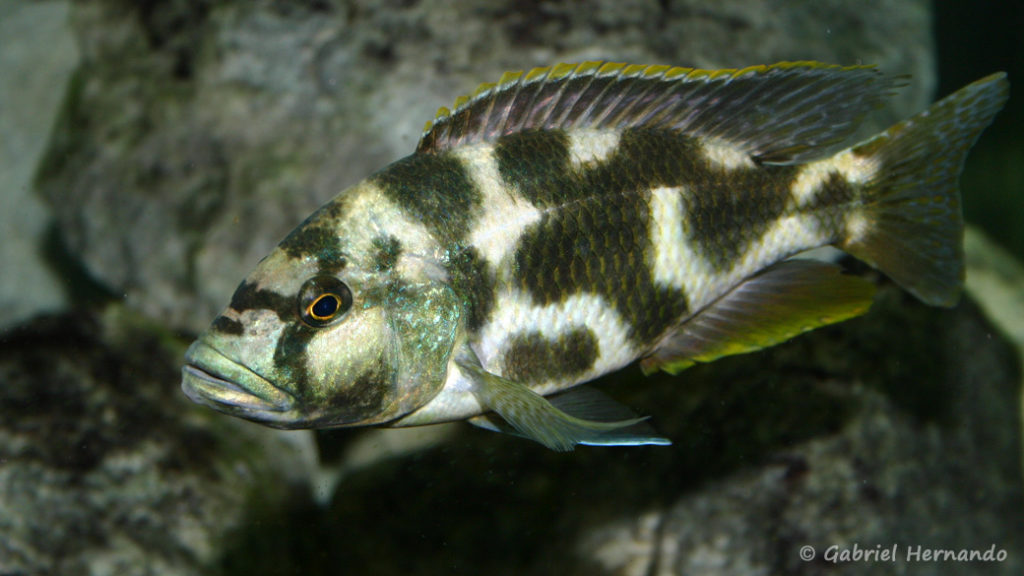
xmin=839 ymin=73 xmax=1009 ymax=307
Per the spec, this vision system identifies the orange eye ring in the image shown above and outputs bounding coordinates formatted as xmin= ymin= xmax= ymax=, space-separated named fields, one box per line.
xmin=307 ymin=293 xmax=341 ymax=321
xmin=298 ymin=276 xmax=353 ymax=327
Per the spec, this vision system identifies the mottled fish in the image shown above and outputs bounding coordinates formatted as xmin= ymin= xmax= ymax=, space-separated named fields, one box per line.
xmin=182 ymin=61 xmax=1008 ymax=450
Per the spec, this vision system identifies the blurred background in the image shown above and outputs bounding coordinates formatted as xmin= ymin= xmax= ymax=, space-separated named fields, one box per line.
xmin=935 ymin=0 xmax=1022 ymax=265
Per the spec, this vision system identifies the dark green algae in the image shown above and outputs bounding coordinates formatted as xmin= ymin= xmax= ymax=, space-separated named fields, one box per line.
xmin=217 ymin=278 xmax=1022 ymax=576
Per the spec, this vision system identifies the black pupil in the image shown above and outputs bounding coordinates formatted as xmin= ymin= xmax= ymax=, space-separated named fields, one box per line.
xmin=312 ymin=294 xmax=339 ymax=318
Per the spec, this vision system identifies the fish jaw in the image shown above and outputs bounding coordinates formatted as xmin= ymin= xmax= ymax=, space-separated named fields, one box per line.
xmin=181 ymin=340 xmax=298 ymax=426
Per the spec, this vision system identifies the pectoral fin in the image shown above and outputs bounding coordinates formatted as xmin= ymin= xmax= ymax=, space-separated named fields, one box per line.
xmin=467 ymin=385 xmax=671 ymax=448
xmin=642 ymin=259 xmax=876 ymax=375
xmin=457 ymin=350 xmax=668 ymax=451
xmin=548 ymin=386 xmax=672 ymax=447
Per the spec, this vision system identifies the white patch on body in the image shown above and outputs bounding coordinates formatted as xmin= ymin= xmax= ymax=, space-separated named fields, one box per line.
xmin=831 ymin=149 xmax=880 ymax=184
xmin=649 ymin=186 xmax=831 ymax=314
xmin=304 ymin=307 xmax=390 ymax=397
xmin=702 ymin=215 xmax=828 ymax=312
xmin=791 ymin=149 xmax=879 ymax=206
xmin=456 ymin=144 xmax=543 ymax=267
xmin=701 ymin=138 xmax=756 ymax=170
xmin=569 ymin=129 xmax=620 ymax=168
xmin=790 ymin=163 xmax=837 ymax=206
xmin=340 ymin=181 xmax=448 ymax=278
xmin=249 ymin=249 xmax=318 ymax=296
xmin=341 ymin=182 xmax=437 ymax=255
xmin=742 ymin=215 xmax=827 ymax=271
xmin=648 ymin=185 xmax=719 ymax=311
xmin=476 ymin=290 xmax=638 ymax=396
xmin=845 ymin=212 xmax=872 ymax=242
xmin=391 ymin=361 xmax=485 ymax=426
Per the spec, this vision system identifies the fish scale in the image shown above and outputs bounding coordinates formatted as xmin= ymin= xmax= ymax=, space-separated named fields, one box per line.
xmin=182 ymin=61 xmax=1009 ymax=451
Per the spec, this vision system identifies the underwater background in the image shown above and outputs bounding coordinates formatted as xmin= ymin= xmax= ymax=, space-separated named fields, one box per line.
xmin=935 ymin=0 xmax=1023 ymax=270
xmin=1 ymin=1 xmax=1022 ymax=574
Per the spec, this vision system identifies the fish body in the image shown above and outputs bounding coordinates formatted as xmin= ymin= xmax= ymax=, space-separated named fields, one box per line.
xmin=182 ymin=62 xmax=1008 ymax=450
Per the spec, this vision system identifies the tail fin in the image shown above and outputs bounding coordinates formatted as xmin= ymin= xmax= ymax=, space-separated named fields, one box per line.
xmin=839 ymin=73 xmax=1009 ymax=307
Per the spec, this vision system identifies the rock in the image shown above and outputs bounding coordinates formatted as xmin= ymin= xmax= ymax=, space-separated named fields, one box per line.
xmin=34 ymin=0 xmax=934 ymax=333
xmin=0 ymin=0 xmax=77 ymax=331
xmin=0 ymin=306 xmax=318 ymax=576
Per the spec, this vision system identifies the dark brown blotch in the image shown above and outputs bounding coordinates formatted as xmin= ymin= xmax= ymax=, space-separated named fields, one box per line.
xmin=512 ymin=128 xmax=691 ymax=345
xmin=229 ymin=280 xmax=292 ymax=321
xmin=372 ymin=152 xmax=481 ymax=246
xmin=280 ymin=224 xmax=346 ymax=274
xmin=802 ymin=170 xmax=858 ymax=240
xmin=321 ymin=356 xmax=389 ymax=425
xmin=503 ymin=327 xmax=599 ymax=383
xmin=447 ymin=247 xmax=496 ymax=332
xmin=211 ymin=315 xmax=244 ymax=335
xmin=683 ymin=146 xmax=798 ymax=272
xmin=494 ymin=129 xmax=573 ymax=208
xmin=372 ymin=234 xmax=402 ymax=272
xmin=806 ymin=170 xmax=856 ymax=209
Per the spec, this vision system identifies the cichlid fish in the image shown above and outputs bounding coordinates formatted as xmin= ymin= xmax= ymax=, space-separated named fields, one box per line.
xmin=182 ymin=61 xmax=1008 ymax=451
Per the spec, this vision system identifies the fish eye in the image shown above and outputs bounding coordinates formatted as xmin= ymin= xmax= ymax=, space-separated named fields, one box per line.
xmin=298 ymin=276 xmax=353 ymax=327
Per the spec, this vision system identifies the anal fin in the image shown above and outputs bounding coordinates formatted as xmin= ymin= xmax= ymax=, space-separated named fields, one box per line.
xmin=642 ymin=259 xmax=876 ymax=374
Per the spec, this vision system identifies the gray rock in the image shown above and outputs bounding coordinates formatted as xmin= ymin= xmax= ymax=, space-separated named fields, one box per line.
xmin=0 ymin=306 xmax=317 ymax=576
xmin=0 ymin=0 xmax=77 ymax=330
xmin=583 ymin=369 xmax=1020 ymax=575
xmin=35 ymin=0 xmax=934 ymax=333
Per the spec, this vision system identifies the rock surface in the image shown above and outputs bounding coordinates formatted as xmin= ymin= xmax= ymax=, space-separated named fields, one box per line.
xmin=0 ymin=307 xmax=318 ymax=576
xmin=35 ymin=0 xmax=935 ymax=333
xmin=0 ymin=0 xmax=77 ymax=330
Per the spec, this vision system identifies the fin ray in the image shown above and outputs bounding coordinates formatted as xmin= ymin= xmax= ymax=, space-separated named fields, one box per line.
xmin=467 ymin=387 xmax=672 ymax=448
xmin=642 ymin=259 xmax=876 ymax=375
xmin=839 ymin=73 xmax=1009 ymax=307
xmin=418 ymin=61 xmax=903 ymax=163
xmin=549 ymin=386 xmax=671 ymax=447
xmin=457 ymin=349 xmax=666 ymax=451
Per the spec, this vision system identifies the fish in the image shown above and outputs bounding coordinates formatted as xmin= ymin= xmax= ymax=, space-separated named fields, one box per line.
xmin=181 ymin=61 xmax=1008 ymax=451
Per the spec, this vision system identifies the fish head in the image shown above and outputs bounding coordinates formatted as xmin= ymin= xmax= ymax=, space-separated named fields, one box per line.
xmin=182 ymin=191 xmax=462 ymax=429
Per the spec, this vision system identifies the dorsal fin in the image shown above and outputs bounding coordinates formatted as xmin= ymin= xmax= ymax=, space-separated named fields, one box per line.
xmin=416 ymin=61 xmax=904 ymax=164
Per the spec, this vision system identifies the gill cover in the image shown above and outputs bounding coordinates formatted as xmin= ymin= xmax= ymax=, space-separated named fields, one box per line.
xmin=293 ymin=269 xmax=462 ymax=427
xmin=381 ymin=278 xmax=462 ymax=420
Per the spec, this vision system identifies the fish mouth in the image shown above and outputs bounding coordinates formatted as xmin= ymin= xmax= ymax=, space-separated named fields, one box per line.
xmin=181 ymin=341 xmax=295 ymax=419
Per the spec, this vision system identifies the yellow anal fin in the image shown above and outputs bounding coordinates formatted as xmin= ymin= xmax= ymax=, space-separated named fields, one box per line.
xmin=642 ymin=259 xmax=876 ymax=375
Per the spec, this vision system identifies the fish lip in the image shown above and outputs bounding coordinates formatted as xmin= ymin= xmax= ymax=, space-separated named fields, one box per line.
xmin=181 ymin=341 xmax=294 ymax=414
